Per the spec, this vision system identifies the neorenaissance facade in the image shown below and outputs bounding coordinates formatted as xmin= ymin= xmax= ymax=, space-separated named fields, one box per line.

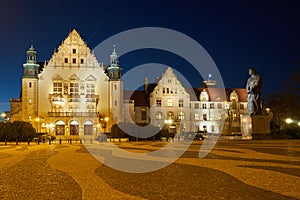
xmin=10 ymin=29 xmax=248 ymax=138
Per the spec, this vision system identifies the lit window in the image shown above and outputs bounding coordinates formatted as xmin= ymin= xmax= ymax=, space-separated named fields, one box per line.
xmin=178 ymin=112 xmax=185 ymax=120
xmin=28 ymin=116 xmax=32 ymax=122
xmin=28 ymin=99 xmax=32 ymax=104
xmin=194 ymin=113 xmax=200 ymax=120
xmin=167 ymin=99 xmax=173 ymax=106
xmin=53 ymin=81 xmax=63 ymax=94
xmin=70 ymin=82 xmax=79 ymax=96
xmin=86 ymin=83 xmax=95 ymax=98
xmin=155 ymin=112 xmax=163 ymax=120
xmin=156 ymin=98 xmax=162 ymax=107
xmin=179 ymin=99 xmax=184 ymax=107
xmin=167 ymin=112 xmax=174 ymax=119
xmin=141 ymin=108 xmax=147 ymax=120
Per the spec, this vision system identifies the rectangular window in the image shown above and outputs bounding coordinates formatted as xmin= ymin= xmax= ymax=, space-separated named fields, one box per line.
xmin=72 ymin=58 xmax=76 ymax=64
xmin=178 ymin=112 xmax=185 ymax=120
xmin=155 ymin=112 xmax=162 ymax=120
xmin=179 ymin=99 xmax=184 ymax=107
xmin=29 ymin=82 xmax=32 ymax=88
xmin=156 ymin=99 xmax=162 ymax=107
xmin=202 ymin=103 xmax=207 ymax=109
xmin=141 ymin=108 xmax=147 ymax=120
xmin=86 ymin=83 xmax=95 ymax=98
xmin=80 ymin=59 xmax=84 ymax=64
xmin=53 ymin=82 xmax=63 ymax=94
xmin=218 ymin=103 xmax=222 ymax=109
xmin=211 ymin=125 xmax=215 ymax=132
xmin=115 ymin=100 xmax=117 ymax=106
xmin=194 ymin=113 xmax=200 ymax=120
xmin=210 ymin=103 xmax=215 ymax=109
xmin=64 ymin=58 xmax=68 ymax=63
xmin=203 ymin=114 xmax=207 ymax=121
xmin=72 ymin=49 xmax=76 ymax=54
xmin=167 ymin=98 xmax=173 ymax=107
xmin=232 ymin=103 xmax=237 ymax=110
xmin=70 ymin=82 xmax=79 ymax=96
xmin=194 ymin=103 xmax=199 ymax=109
xmin=240 ymin=104 xmax=244 ymax=110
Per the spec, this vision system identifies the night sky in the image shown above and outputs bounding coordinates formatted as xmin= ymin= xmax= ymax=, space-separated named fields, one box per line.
xmin=0 ymin=0 xmax=299 ymax=114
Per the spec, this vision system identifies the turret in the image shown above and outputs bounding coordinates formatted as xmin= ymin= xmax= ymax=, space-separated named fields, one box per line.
xmin=23 ymin=43 xmax=39 ymax=78
xmin=107 ymin=45 xmax=122 ymax=80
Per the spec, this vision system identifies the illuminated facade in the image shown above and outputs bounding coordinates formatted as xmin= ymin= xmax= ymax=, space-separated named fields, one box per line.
xmin=10 ymin=29 xmax=248 ymax=137
xmin=125 ymin=67 xmax=248 ymax=135
xmin=10 ymin=30 xmax=122 ymax=137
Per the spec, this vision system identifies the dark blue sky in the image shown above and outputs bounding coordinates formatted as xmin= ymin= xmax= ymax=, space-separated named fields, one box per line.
xmin=0 ymin=0 xmax=299 ymax=113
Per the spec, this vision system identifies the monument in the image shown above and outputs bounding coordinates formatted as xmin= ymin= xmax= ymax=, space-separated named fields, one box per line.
xmin=241 ymin=68 xmax=270 ymax=139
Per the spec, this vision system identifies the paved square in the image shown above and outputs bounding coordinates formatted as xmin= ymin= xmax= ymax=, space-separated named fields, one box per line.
xmin=0 ymin=139 xmax=299 ymax=199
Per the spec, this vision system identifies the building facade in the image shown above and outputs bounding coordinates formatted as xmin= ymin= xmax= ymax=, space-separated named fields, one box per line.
xmin=10 ymin=29 xmax=248 ymax=138
xmin=10 ymin=30 xmax=122 ymax=138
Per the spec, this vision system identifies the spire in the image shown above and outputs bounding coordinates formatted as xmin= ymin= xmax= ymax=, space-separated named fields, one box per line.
xmin=23 ymin=43 xmax=39 ymax=78
xmin=107 ymin=45 xmax=122 ymax=80
xmin=110 ymin=44 xmax=119 ymax=65
xmin=26 ymin=42 xmax=37 ymax=64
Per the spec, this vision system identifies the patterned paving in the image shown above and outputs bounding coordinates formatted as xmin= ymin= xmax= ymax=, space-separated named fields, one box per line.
xmin=0 ymin=139 xmax=299 ymax=199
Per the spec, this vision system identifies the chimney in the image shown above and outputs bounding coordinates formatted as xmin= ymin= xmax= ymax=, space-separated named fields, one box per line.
xmin=144 ymin=77 xmax=148 ymax=94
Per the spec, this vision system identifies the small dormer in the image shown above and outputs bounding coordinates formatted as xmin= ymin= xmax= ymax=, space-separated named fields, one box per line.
xmin=230 ymin=90 xmax=239 ymax=102
xmin=200 ymin=89 xmax=209 ymax=101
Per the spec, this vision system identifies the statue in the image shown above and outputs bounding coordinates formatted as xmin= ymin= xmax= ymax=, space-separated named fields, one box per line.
xmin=246 ymin=68 xmax=262 ymax=115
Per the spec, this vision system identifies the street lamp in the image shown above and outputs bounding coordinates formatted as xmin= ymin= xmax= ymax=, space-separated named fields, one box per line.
xmin=35 ymin=117 xmax=40 ymax=133
xmin=286 ymin=118 xmax=293 ymax=124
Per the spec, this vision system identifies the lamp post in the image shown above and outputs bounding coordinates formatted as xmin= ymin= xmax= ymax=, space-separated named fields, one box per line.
xmin=225 ymin=103 xmax=231 ymax=135
xmin=35 ymin=117 xmax=40 ymax=133
xmin=1 ymin=112 xmax=6 ymax=123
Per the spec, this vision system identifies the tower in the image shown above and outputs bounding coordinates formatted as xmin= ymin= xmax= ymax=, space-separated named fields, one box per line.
xmin=107 ymin=45 xmax=123 ymax=124
xmin=22 ymin=44 xmax=39 ymax=128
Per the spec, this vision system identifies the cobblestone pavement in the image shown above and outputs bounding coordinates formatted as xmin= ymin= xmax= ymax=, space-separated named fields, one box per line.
xmin=0 ymin=139 xmax=299 ymax=199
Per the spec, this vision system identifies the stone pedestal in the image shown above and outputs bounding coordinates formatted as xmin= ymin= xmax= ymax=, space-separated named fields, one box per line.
xmin=241 ymin=115 xmax=252 ymax=140
xmin=241 ymin=115 xmax=271 ymax=140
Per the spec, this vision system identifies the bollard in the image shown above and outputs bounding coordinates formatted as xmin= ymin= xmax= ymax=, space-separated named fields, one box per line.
xmin=59 ymin=138 xmax=62 ymax=144
xmin=70 ymin=138 xmax=72 ymax=144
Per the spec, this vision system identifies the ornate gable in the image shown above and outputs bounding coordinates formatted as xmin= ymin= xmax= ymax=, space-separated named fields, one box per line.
xmin=46 ymin=29 xmax=101 ymax=69
xmin=85 ymin=74 xmax=96 ymax=81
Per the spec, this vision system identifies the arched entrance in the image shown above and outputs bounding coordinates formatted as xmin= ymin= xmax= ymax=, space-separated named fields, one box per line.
xmin=84 ymin=120 xmax=93 ymax=135
xmin=55 ymin=120 xmax=65 ymax=135
xmin=70 ymin=120 xmax=79 ymax=135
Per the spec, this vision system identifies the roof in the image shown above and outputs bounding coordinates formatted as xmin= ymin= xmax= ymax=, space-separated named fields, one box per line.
xmin=123 ymin=90 xmax=149 ymax=107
